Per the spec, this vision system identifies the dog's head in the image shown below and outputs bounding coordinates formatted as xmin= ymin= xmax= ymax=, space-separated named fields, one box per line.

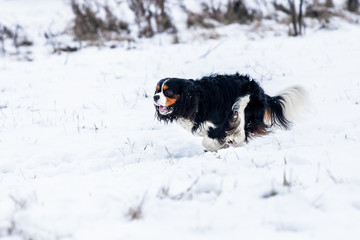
xmin=153 ymin=78 xmax=198 ymax=122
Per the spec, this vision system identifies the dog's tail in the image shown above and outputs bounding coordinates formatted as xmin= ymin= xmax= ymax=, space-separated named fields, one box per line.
xmin=265 ymin=86 xmax=307 ymax=129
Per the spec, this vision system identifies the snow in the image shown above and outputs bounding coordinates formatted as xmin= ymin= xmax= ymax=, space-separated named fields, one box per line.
xmin=1 ymin=0 xmax=360 ymax=239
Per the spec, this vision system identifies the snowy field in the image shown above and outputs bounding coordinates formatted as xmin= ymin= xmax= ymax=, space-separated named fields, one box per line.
xmin=1 ymin=1 xmax=360 ymax=239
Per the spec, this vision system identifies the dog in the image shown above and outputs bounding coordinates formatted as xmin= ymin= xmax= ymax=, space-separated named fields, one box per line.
xmin=153 ymin=73 xmax=306 ymax=152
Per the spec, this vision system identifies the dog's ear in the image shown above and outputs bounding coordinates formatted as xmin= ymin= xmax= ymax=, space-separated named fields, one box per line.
xmin=181 ymin=79 xmax=194 ymax=98
xmin=176 ymin=80 xmax=199 ymax=119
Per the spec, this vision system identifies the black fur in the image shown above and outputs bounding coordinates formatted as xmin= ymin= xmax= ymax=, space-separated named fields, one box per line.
xmin=154 ymin=73 xmax=291 ymax=145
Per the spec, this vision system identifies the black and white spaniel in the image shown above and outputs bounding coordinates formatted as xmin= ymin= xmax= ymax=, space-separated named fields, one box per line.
xmin=153 ymin=73 xmax=306 ymax=152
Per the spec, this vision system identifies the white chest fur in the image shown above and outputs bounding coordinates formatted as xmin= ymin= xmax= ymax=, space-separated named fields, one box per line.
xmin=176 ymin=118 xmax=216 ymax=137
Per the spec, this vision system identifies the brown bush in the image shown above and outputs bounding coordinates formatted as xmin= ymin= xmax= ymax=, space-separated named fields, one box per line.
xmin=224 ymin=0 xmax=258 ymax=24
xmin=347 ymin=0 xmax=359 ymax=12
xmin=0 ymin=23 xmax=33 ymax=55
xmin=71 ymin=0 xmax=129 ymax=41
xmin=305 ymin=4 xmax=334 ymax=21
xmin=185 ymin=0 xmax=259 ymax=29
xmin=128 ymin=0 xmax=176 ymax=38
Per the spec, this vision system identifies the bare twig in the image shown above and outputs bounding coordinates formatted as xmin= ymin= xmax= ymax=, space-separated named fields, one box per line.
xmin=158 ymin=178 xmax=199 ymax=200
xmin=126 ymin=192 xmax=147 ymax=220
xmin=164 ymin=145 xmax=174 ymax=164
xmin=288 ymin=0 xmax=298 ymax=36
xmin=298 ymin=0 xmax=304 ymax=35
xmin=199 ymin=41 xmax=223 ymax=59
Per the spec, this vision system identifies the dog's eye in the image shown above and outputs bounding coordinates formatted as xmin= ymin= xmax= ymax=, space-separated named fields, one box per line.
xmin=164 ymin=89 xmax=173 ymax=96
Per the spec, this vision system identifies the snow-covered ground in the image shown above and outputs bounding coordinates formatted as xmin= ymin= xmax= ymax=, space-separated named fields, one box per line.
xmin=1 ymin=1 xmax=360 ymax=239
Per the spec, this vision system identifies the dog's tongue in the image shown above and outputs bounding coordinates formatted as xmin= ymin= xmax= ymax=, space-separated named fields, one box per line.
xmin=159 ymin=106 xmax=167 ymax=113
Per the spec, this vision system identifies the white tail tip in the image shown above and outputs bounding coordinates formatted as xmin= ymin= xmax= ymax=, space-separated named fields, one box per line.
xmin=278 ymin=85 xmax=308 ymax=122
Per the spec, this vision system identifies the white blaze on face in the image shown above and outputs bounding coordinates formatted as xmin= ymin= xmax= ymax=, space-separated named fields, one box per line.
xmin=154 ymin=91 xmax=167 ymax=106
xmin=154 ymin=80 xmax=167 ymax=106
xmin=154 ymin=80 xmax=173 ymax=115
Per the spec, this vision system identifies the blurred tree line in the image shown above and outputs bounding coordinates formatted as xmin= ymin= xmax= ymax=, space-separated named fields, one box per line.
xmin=1 ymin=0 xmax=359 ymax=57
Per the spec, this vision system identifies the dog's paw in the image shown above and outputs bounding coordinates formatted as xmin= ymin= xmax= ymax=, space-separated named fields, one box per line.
xmin=202 ymin=137 xmax=228 ymax=152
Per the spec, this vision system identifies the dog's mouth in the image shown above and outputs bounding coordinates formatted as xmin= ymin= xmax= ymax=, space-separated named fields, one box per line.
xmin=156 ymin=104 xmax=174 ymax=115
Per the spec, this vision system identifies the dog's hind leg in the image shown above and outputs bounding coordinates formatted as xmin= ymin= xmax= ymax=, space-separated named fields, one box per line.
xmin=226 ymin=95 xmax=250 ymax=147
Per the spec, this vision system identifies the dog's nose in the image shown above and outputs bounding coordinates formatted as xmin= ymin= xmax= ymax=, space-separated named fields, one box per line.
xmin=153 ymin=95 xmax=160 ymax=102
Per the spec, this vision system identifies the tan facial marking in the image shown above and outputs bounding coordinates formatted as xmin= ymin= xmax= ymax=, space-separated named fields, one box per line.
xmin=165 ymin=95 xmax=179 ymax=106
xmin=156 ymin=85 xmax=160 ymax=91
xmin=163 ymin=85 xmax=169 ymax=90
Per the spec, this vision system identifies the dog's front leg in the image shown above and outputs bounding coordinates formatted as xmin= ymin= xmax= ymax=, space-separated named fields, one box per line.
xmin=202 ymin=136 xmax=228 ymax=152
